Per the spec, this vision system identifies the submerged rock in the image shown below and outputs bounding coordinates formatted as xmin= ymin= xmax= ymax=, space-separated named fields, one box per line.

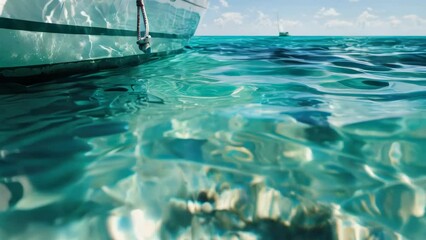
xmin=156 ymin=180 xmax=407 ymax=240
xmin=157 ymin=181 xmax=338 ymax=239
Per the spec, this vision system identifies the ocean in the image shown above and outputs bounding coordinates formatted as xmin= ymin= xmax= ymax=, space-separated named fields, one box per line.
xmin=1 ymin=36 xmax=426 ymax=239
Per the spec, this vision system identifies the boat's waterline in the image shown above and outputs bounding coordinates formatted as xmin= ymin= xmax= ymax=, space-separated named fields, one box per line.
xmin=0 ymin=0 xmax=208 ymax=79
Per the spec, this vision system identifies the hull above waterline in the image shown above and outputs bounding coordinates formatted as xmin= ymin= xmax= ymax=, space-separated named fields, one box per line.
xmin=0 ymin=0 xmax=208 ymax=80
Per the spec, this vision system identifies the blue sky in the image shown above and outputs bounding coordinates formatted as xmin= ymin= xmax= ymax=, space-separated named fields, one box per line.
xmin=196 ymin=0 xmax=426 ymax=35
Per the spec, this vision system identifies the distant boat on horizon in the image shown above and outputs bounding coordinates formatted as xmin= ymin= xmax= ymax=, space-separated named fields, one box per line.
xmin=277 ymin=14 xmax=290 ymax=37
xmin=279 ymin=31 xmax=290 ymax=37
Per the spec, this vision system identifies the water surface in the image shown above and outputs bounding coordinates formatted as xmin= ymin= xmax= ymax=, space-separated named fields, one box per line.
xmin=1 ymin=36 xmax=426 ymax=239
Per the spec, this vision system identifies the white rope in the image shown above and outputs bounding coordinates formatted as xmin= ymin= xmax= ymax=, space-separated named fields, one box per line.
xmin=136 ymin=0 xmax=152 ymax=53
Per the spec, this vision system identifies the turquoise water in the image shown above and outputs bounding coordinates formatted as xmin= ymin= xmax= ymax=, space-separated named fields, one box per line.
xmin=1 ymin=36 xmax=426 ymax=239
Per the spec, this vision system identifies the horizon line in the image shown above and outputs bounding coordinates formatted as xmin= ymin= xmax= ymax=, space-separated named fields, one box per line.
xmin=194 ymin=35 xmax=426 ymax=37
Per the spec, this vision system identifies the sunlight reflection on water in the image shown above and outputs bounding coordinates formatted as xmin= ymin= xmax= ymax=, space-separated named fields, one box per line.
xmin=1 ymin=36 xmax=426 ymax=239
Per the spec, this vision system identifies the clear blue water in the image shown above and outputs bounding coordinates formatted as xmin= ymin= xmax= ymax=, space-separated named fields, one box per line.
xmin=1 ymin=36 xmax=426 ymax=239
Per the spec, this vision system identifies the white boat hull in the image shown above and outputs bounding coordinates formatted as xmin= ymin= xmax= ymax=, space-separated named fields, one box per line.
xmin=0 ymin=0 xmax=208 ymax=79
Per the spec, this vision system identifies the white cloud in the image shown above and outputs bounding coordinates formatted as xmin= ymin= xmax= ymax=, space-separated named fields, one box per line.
xmin=388 ymin=16 xmax=401 ymax=27
xmin=214 ymin=12 xmax=244 ymax=26
xmin=358 ymin=10 xmax=378 ymax=21
xmin=219 ymin=0 xmax=229 ymax=8
xmin=198 ymin=3 xmax=426 ymax=36
xmin=255 ymin=11 xmax=274 ymax=27
xmin=404 ymin=14 xmax=426 ymax=26
xmin=279 ymin=20 xmax=303 ymax=28
xmin=315 ymin=7 xmax=340 ymax=18
xmin=325 ymin=19 xmax=354 ymax=28
xmin=357 ymin=9 xmax=381 ymax=27
xmin=251 ymin=11 xmax=303 ymax=34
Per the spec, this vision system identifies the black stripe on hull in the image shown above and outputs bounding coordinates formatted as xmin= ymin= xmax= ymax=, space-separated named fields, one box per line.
xmin=0 ymin=49 xmax=184 ymax=83
xmin=181 ymin=0 xmax=208 ymax=9
xmin=0 ymin=17 xmax=192 ymax=39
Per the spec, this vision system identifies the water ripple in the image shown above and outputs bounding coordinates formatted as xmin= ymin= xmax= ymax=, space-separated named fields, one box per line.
xmin=0 ymin=36 xmax=425 ymax=239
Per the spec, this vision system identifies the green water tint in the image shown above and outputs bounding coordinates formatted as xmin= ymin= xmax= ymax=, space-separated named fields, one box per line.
xmin=0 ymin=36 xmax=426 ymax=239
